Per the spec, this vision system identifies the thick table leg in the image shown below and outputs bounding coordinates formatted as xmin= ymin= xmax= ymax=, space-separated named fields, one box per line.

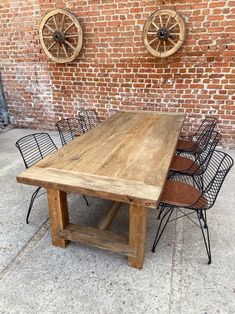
xmin=128 ymin=204 xmax=147 ymax=269
xmin=47 ymin=189 xmax=69 ymax=248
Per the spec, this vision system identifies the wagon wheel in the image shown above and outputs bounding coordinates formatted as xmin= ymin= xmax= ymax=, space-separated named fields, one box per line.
xmin=143 ymin=9 xmax=185 ymax=58
xmin=39 ymin=9 xmax=83 ymax=63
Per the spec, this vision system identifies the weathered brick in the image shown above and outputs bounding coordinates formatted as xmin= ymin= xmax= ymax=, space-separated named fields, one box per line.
xmin=0 ymin=0 xmax=234 ymax=147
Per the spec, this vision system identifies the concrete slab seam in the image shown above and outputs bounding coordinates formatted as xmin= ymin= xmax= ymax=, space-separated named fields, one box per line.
xmin=0 ymin=219 xmax=50 ymax=281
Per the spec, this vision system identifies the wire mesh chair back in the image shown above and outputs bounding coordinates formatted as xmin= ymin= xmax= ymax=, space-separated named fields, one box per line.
xmin=195 ymin=131 xmax=222 ymax=174
xmin=175 ymin=131 xmax=222 ymax=178
xmin=55 ymin=118 xmax=84 ymax=146
xmin=192 ymin=117 xmax=218 ymax=140
xmin=78 ymin=109 xmax=101 ymax=131
xmin=15 ymin=133 xmax=57 ymax=169
xmin=188 ymin=123 xmax=218 ymax=154
xmin=191 ymin=150 xmax=233 ymax=210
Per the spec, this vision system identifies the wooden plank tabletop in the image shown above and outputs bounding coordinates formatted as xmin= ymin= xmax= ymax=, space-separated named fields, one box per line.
xmin=17 ymin=111 xmax=185 ymax=207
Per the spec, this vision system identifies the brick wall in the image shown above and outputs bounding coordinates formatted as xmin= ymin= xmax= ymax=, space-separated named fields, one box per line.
xmin=0 ymin=0 xmax=234 ymax=147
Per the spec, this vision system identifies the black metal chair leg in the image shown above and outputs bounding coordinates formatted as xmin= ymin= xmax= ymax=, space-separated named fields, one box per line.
xmin=197 ymin=211 xmax=211 ymax=264
xmin=152 ymin=207 xmax=174 ymax=253
xmin=203 ymin=210 xmax=208 ymax=228
xmin=199 ymin=209 xmax=207 ymax=228
xmin=82 ymin=194 xmax=89 ymax=206
xmin=157 ymin=205 xmax=166 ymax=220
xmin=199 ymin=210 xmax=204 ymax=221
xmin=26 ymin=186 xmax=42 ymax=224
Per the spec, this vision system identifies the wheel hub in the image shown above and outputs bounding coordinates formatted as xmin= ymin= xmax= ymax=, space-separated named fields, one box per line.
xmin=157 ymin=27 xmax=170 ymax=41
xmin=53 ymin=31 xmax=65 ymax=44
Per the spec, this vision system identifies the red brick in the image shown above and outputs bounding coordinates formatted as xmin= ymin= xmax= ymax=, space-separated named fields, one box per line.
xmin=0 ymin=0 xmax=234 ymax=147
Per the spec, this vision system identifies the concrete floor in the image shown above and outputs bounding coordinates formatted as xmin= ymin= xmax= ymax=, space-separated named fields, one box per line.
xmin=0 ymin=128 xmax=235 ymax=314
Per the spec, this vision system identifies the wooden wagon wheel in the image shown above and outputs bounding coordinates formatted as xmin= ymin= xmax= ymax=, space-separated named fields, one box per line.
xmin=143 ymin=9 xmax=185 ymax=58
xmin=39 ymin=9 xmax=83 ymax=63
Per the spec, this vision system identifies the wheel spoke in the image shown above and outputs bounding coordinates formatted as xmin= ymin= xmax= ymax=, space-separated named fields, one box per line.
xmin=39 ymin=8 xmax=83 ymax=63
xmin=44 ymin=24 xmax=55 ymax=33
xmin=65 ymin=40 xmax=76 ymax=50
xmin=151 ymin=21 xmax=159 ymax=30
xmin=169 ymin=23 xmax=178 ymax=31
xmin=163 ymin=41 xmax=166 ymax=52
xmin=165 ymin=15 xmax=171 ymax=27
xmin=64 ymin=22 xmax=74 ymax=34
xmin=48 ymin=41 xmax=57 ymax=51
xmin=168 ymin=37 xmax=177 ymax=46
xmin=156 ymin=41 xmax=161 ymax=52
xmin=149 ymin=37 xmax=158 ymax=45
xmin=60 ymin=14 xmax=65 ymax=31
xmin=62 ymin=43 xmax=69 ymax=57
xmin=53 ymin=15 xmax=58 ymax=29
xmin=56 ymin=43 xmax=60 ymax=58
xmin=65 ymin=34 xmax=79 ymax=38
xmin=143 ymin=9 xmax=185 ymax=58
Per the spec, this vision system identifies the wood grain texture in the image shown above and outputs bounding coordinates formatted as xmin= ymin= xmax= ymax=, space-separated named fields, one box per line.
xmin=47 ymin=189 xmax=69 ymax=248
xmin=128 ymin=204 xmax=147 ymax=269
xmin=58 ymin=223 xmax=135 ymax=257
xmin=39 ymin=9 xmax=83 ymax=63
xmin=97 ymin=202 xmax=122 ymax=230
xmin=17 ymin=111 xmax=185 ymax=269
xmin=143 ymin=9 xmax=186 ymax=58
xmin=17 ymin=167 xmax=160 ymax=207
xmin=17 ymin=111 xmax=185 ymax=208
xmin=122 ymin=110 xmax=186 ymax=115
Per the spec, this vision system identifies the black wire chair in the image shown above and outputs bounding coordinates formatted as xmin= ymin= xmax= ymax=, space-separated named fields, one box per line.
xmin=16 ymin=132 xmax=89 ymax=223
xmin=152 ymin=150 xmax=234 ymax=264
xmin=15 ymin=133 xmax=58 ymax=224
xmin=78 ymin=109 xmax=101 ymax=131
xmin=177 ymin=117 xmax=218 ymax=154
xmin=170 ymin=131 xmax=222 ymax=179
xmin=55 ymin=118 xmax=85 ymax=146
xmin=157 ymin=131 xmax=222 ymax=221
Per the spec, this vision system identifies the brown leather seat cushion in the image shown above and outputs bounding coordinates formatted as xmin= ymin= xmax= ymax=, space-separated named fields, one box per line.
xmin=176 ymin=139 xmax=194 ymax=151
xmin=160 ymin=180 xmax=206 ymax=208
xmin=170 ymin=156 xmax=200 ymax=174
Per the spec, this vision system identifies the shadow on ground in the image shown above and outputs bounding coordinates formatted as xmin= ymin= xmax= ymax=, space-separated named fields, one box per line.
xmin=0 ymin=129 xmax=234 ymax=313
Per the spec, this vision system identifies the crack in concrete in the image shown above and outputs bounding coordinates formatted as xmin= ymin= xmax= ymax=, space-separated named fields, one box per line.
xmin=0 ymin=219 xmax=50 ymax=281
xmin=169 ymin=210 xmax=185 ymax=314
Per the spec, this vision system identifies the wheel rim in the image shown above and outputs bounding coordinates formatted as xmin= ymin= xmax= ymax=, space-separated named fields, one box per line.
xmin=143 ymin=9 xmax=186 ymax=58
xmin=39 ymin=9 xmax=83 ymax=63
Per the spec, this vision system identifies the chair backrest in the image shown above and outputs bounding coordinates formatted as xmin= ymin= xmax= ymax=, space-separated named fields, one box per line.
xmin=15 ymin=133 xmax=57 ymax=169
xmin=194 ymin=150 xmax=234 ymax=210
xmin=190 ymin=121 xmax=219 ymax=154
xmin=55 ymin=118 xmax=84 ymax=146
xmin=194 ymin=117 xmax=218 ymax=139
xmin=194 ymin=131 xmax=222 ymax=174
xmin=78 ymin=109 xmax=101 ymax=131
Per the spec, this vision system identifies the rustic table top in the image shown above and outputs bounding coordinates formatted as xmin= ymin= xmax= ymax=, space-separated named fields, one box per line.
xmin=17 ymin=111 xmax=185 ymax=208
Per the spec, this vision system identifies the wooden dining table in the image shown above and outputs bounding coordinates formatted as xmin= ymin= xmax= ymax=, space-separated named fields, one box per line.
xmin=17 ymin=111 xmax=185 ymax=269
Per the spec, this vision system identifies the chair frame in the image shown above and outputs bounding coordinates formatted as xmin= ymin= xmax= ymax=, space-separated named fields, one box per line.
xmin=170 ymin=131 xmax=222 ymax=180
xmin=180 ymin=117 xmax=218 ymax=141
xmin=177 ymin=117 xmax=218 ymax=155
xmin=55 ymin=117 xmax=85 ymax=146
xmin=160 ymin=131 xmax=222 ymax=222
xmin=15 ymin=133 xmax=58 ymax=223
xmin=78 ymin=109 xmax=101 ymax=131
xmin=153 ymin=150 xmax=234 ymax=264
xmin=16 ymin=132 xmax=89 ymax=223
